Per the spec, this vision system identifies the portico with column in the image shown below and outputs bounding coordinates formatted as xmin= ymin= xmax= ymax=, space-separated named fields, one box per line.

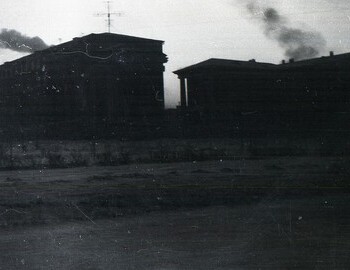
xmin=178 ymin=76 xmax=187 ymax=107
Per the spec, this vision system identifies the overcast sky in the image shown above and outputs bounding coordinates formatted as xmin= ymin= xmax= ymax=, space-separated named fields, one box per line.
xmin=1 ymin=0 xmax=350 ymax=107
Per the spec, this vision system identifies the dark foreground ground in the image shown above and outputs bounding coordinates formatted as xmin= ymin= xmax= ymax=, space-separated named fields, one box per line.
xmin=0 ymin=157 xmax=349 ymax=269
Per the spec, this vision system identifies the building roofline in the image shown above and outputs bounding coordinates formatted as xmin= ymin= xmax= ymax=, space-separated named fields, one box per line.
xmin=83 ymin=32 xmax=165 ymax=43
xmin=278 ymin=52 xmax=350 ymax=68
xmin=173 ymin=58 xmax=277 ymax=75
xmin=174 ymin=52 xmax=350 ymax=75
xmin=0 ymin=32 xmax=165 ymax=67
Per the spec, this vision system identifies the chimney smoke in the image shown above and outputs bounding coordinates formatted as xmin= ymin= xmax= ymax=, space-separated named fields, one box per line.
xmin=0 ymin=29 xmax=49 ymax=53
xmin=246 ymin=3 xmax=326 ymax=61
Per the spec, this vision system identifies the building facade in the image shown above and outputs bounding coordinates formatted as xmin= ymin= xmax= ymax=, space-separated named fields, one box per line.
xmin=0 ymin=33 xmax=168 ymax=139
xmin=174 ymin=53 xmax=350 ymax=137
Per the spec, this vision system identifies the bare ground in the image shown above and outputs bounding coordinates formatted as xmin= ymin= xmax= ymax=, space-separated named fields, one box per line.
xmin=0 ymin=157 xmax=349 ymax=269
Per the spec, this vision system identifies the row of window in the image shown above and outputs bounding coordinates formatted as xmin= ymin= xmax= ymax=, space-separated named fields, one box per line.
xmin=0 ymin=58 xmax=44 ymax=79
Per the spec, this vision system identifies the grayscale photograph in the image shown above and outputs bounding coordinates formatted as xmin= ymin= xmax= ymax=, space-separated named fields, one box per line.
xmin=0 ymin=0 xmax=349 ymax=269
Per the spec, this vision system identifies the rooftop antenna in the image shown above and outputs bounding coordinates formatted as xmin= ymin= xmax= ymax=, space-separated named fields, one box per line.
xmin=95 ymin=1 xmax=123 ymax=33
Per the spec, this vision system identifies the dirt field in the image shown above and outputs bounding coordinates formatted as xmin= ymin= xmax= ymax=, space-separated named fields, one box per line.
xmin=0 ymin=157 xmax=349 ymax=269
xmin=1 ymin=197 xmax=350 ymax=269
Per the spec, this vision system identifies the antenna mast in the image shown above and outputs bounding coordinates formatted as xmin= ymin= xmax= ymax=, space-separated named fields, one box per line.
xmin=107 ymin=1 xmax=111 ymax=33
xmin=95 ymin=1 xmax=123 ymax=33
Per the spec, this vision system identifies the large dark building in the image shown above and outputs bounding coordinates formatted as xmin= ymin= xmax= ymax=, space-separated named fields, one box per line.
xmin=174 ymin=53 xmax=350 ymax=137
xmin=0 ymin=33 xmax=168 ymax=139
xmin=174 ymin=58 xmax=276 ymax=112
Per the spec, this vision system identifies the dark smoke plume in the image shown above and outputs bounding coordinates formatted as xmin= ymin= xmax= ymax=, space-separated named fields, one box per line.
xmin=247 ymin=3 xmax=326 ymax=61
xmin=0 ymin=29 xmax=49 ymax=53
